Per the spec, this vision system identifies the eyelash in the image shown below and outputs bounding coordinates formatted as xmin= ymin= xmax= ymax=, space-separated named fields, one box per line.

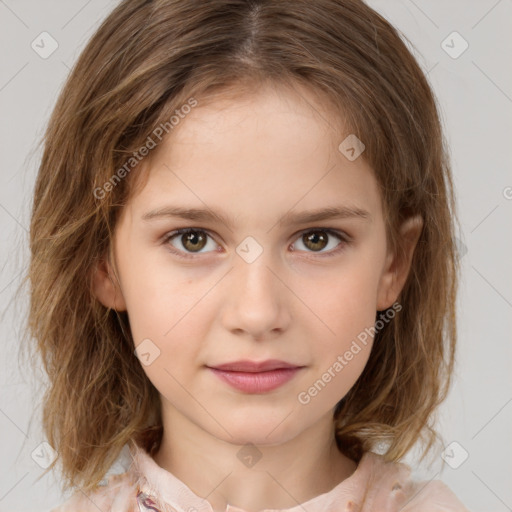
xmin=162 ymin=227 xmax=351 ymax=260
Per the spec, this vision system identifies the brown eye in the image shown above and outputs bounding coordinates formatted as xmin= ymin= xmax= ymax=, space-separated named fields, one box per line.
xmin=292 ymin=229 xmax=347 ymax=255
xmin=303 ymin=230 xmax=329 ymax=251
xmin=180 ymin=230 xmax=207 ymax=252
xmin=166 ymin=228 xmax=216 ymax=255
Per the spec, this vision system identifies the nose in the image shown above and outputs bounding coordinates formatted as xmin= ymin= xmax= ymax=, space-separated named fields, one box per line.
xmin=220 ymin=252 xmax=291 ymax=341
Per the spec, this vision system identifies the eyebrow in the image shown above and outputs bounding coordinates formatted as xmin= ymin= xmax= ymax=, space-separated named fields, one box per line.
xmin=141 ymin=205 xmax=371 ymax=227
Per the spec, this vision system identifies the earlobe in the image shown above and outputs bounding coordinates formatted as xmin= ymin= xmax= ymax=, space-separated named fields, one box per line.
xmin=90 ymin=256 xmax=127 ymax=311
xmin=376 ymin=214 xmax=423 ymax=310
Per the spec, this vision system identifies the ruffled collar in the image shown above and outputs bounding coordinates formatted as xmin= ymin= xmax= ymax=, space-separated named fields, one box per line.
xmin=127 ymin=442 xmax=414 ymax=512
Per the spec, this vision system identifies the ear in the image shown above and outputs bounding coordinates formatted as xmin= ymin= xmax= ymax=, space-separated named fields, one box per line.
xmin=90 ymin=255 xmax=127 ymax=311
xmin=376 ymin=214 xmax=423 ymax=310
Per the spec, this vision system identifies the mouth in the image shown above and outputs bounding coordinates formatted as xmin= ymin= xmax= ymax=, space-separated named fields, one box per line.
xmin=207 ymin=359 xmax=302 ymax=372
xmin=206 ymin=360 xmax=305 ymax=393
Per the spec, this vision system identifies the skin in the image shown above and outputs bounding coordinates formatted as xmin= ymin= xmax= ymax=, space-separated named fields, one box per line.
xmin=92 ymin=82 xmax=422 ymax=511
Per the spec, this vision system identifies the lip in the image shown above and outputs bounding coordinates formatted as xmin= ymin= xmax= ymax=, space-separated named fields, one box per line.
xmin=206 ymin=360 xmax=304 ymax=393
xmin=208 ymin=367 xmax=302 ymax=393
xmin=208 ymin=359 xmax=300 ymax=372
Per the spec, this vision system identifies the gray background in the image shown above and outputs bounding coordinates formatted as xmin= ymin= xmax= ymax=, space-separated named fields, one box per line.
xmin=0 ymin=1 xmax=511 ymax=510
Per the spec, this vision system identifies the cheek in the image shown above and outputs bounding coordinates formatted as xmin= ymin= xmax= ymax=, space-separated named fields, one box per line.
xmin=120 ymin=264 xmax=216 ymax=383
xmin=297 ymin=275 xmax=378 ymax=409
xmin=296 ymin=255 xmax=382 ymax=394
xmin=129 ymin=297 xmax=208 ymax=405
xmin=303 ymin=259 xmax=382 ymax=341
xmin=126 ymin=279 xmax=208 ymax=357
xmin=118 ymin=247 xmax=204 ymax=340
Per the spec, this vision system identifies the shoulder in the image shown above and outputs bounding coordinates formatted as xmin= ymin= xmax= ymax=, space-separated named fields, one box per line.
xmin=356 ymin=451 xmax=470 ymax=511
xmin=401 ymin=479 xmax=471 ymax=512
xmin=50 ymin=472 xmax=140 ymax=512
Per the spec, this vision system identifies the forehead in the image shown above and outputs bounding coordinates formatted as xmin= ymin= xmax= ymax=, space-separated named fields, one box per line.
xmin=173 ymin=81 xmax=343 ymax=145
xmin=123 ymin=83 xmax=382 ymax=227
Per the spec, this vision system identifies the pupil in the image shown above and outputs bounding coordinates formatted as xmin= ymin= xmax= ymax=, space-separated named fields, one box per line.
xmin=305 ymin=231 xmax=327 ymax=251
xmin=184 ymin=231 xmax=206 ymax=251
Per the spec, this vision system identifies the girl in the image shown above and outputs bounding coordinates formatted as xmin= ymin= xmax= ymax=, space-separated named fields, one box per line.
xmin=27 ymin=0 xmax=470 ymax=510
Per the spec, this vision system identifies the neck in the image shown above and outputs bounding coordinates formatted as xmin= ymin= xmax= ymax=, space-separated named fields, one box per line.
xmin=153 ymin=404 xmax=357 ymax=512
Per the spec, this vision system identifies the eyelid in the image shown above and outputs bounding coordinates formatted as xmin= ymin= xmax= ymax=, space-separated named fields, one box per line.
xmin=162 ymin=227 xmax=220 ymax=259
xmin=162 ymin=226 xmax=351 ymax=259
xmin=289 ymin=227 xmax=350 ymax=257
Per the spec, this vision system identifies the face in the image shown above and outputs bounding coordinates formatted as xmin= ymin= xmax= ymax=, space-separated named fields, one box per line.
xmin=95 ymin=83 xmax=411 ymax=447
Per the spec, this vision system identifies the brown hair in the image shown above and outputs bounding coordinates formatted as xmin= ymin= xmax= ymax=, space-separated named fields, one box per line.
xmin=22 ymin=0 xmax=459 ymax=494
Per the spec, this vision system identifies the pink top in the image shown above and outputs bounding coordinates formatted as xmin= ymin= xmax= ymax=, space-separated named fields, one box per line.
xmin=51 ymin=442 xmax=470 ymax=512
